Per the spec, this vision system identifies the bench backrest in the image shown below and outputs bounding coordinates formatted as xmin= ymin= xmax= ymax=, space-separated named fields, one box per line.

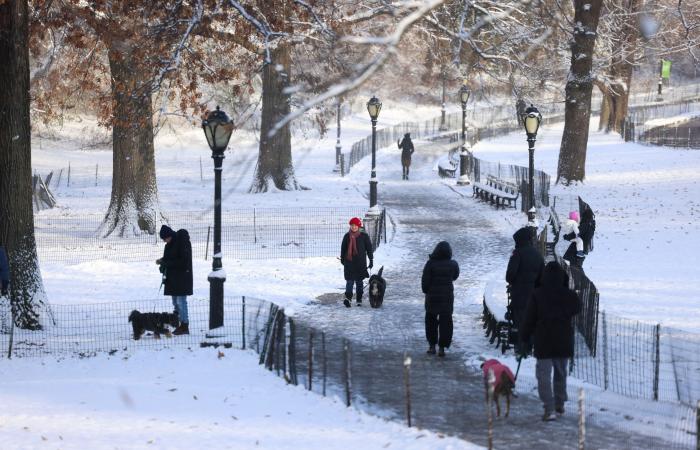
xmin=486 ymin=174 xmax=519 ymax=194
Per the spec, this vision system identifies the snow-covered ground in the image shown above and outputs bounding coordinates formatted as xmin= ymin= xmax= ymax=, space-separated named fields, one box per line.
xmin=3 ymin=98 xmax=699 ymax=448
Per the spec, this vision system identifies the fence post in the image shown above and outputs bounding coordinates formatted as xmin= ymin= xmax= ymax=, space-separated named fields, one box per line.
xmin=487 ymin=368 xmax=495 ymax=450
xmin=602 ymin=311 xmax=609 ymax=391
xmin=343 ymin=338 xmax=351 ymax=407
xmin=653 ymin=323 xmax=661 ymax=401
xmin=253 ymin=208 xmax=257 ymax=244
xmin=308 ymin=329 xmax=314 ymax=391
xmin=7 ymin=307 xmax=14 ymax=359
xmin=340 ymin=153 xmax=345 ymax=177
xmin=205 ymin=226 xmax=211 ymax=261
xmin=67 ymin=162 xmax=71 ymax=187
xmin=56 ymin=168 xmax=63 ymax=188
xmin=241 ymin=296 xmax=246 ymax=350
xmin=95 ymin=164 xmax=98 ymax=186
xmin=696 ymin=400 xmax=700 ymax=450
xmin=403 ymin=353 xmax=412 ymax=427
xmin=578 ymin=388 xmax=585 ymax=450
xmin=322 ymin=331 xmax=327 ymax=397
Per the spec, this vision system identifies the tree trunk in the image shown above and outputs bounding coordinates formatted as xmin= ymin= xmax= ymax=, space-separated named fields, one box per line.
xmin=249 ymin=43 xmax=301 ymax=193
xmin=606 ymin=80 xmax=632 ymax=133
xmin=557 ymin=0 xmax=603 ymax=184
xmin=0 ymin=0 xmax=46 ymax=330
xmin=99 ymin=45 xmax=160 ymax=237
xmin=598 ymin=95 xmax=610 ymax=131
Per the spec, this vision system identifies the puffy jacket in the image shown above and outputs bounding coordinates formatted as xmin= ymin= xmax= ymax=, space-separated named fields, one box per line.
xmin=422 ymin=241 xmax=460 ymax=315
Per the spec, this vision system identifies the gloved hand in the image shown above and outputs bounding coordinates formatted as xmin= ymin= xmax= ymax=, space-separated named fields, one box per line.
xmin=368 ymin=260 xmax=373 ymax=269
xmin=155 ymin=258 xmax=162 ymax=265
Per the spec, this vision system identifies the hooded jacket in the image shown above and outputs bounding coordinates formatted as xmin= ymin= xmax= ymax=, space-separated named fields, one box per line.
xmin=505 ymin=227 xmax=544 ymax=312
xmin=520 ymin=262 xmax=581 ymax=359
xmin=160 ymin=226 xmax=193 ymax=296
xmin=422 ymin=241 xmax=460 ymax=315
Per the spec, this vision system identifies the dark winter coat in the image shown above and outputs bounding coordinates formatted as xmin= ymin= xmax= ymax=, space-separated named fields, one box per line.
xmin=0 ymin=246 xmax=9 ymax=291
xmin=161 ymin=229 xmax=193 ymax=296
xmin=340 ymin=231 xmax=373 ymax=281
xmin=398 ymin=134 xmax=415 ymax=166
xmin=520 ymin=262 xmax=581 ymax=359
xmin=505 ymin=227 xmax=544 ymax=313
xmin=422 ymin=241 xmax=460 ymax=315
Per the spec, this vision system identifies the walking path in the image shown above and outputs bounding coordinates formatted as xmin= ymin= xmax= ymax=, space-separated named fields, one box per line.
xmin=295 ymin=140 xmax=674 ymax=449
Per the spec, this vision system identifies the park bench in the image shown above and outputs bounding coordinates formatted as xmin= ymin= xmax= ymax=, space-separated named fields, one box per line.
xmin=437 ymin=148 xmax=459 ymax=178
xmin=472 ymin=174 xmax=519 ymax=209
xmin=482 ymin=281 xmax=514 ymax=354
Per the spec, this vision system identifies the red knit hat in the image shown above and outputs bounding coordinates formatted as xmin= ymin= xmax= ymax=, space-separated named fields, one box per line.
xmin=349 ymin=217 xmax=362 ymax=227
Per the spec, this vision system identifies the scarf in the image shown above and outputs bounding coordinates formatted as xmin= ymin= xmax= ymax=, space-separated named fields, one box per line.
xmin=347 ymin=230 xmax=361 ymax=261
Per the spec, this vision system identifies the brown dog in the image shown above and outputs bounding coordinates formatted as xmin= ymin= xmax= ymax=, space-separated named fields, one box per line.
xmin=481 ymin=359 xmax=516 ymax=417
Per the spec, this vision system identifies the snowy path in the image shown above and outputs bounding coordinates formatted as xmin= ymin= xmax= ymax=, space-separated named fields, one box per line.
xmin=294 ymin=141 xmax=673 ymax=449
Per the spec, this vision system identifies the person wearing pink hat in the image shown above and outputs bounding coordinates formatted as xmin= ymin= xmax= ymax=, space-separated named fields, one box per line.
xmin=563 ymin=211 xmax=585 ymax=259
xmin=340 ymin=217 xmax=374 ymax=307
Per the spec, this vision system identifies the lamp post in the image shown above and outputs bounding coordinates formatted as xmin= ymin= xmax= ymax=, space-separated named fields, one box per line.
xmin=439 ymin=69 xmax=447 ymax=131
xmin=522 ymin=104 xmax=542 ymax=227
xmin=202 ymin=106 xmax=234 ymax=332
xmin=366 ymin=96 xmax=382 ymax=215
xmin=457 ymin=83 xmax=471 ymax=185
xmin=333 ymin=98 xmax=342 ymax=172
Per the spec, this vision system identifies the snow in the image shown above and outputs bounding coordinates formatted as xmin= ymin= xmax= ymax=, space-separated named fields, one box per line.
xmin=0 ymin=348 xmax=478 ymax=450
xmin=10 ymin=95 xmax=700 ymax=447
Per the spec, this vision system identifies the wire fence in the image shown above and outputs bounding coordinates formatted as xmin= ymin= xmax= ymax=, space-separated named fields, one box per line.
xmin=623 ymin=99 xmax=700 ymax=148
xmin=34 ymin=207 xmax=386 ymax=264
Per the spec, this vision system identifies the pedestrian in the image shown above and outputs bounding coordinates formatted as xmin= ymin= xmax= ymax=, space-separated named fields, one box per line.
xmin=397 ymin=133 xmax=415 ymax=180
xmin=505 ymin=227 xmax=544 ymax=332
xmin=578 ymin=207 xmax=596 ymax=254
xmin=156 ymin=225 xmax=193 ymax=335
xmin=519 ymin=261 xmax=581 ymax=421
xmin=563 ymin=211 xmax=585 ymax=258
xmin=515 ymin=98 xmax=527 ymax=126
xmin=340 ymin=217 xmax=373 ymax=307
xmin=0 ymin=244 xmax=9 ymax=297
xmin=422 ymin=241 xmax=460 ymax=357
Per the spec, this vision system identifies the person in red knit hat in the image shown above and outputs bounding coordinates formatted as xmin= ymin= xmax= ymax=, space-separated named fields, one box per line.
xmin=340 ymin=217 xmax=374 ymax=307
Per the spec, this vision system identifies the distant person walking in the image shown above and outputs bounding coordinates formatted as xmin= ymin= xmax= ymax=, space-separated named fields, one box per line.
xmin=0 ymin=244 xmax=9 ymax=298
xmin=397 ymin=133 xmax=415 ymax=180
xmin=156 ymin=225 xmax=193 ymax=335
xmin=422 ymin=241 xmax=460 ymax=357
xmin=505 ymin=227 xmax=544 ymax=331
xmin=520 ymin=261 xmax=581 ymax=421
xmin=340 ymin=217 xmax=374 ymax=307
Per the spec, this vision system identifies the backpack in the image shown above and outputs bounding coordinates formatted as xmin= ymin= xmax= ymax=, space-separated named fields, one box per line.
xmin=579 ymin=219 xmax=595 ymax=253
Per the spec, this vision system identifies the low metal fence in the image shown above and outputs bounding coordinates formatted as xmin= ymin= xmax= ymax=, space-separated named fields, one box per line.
xmin=34 ymin=207 xmax=386 ymax=264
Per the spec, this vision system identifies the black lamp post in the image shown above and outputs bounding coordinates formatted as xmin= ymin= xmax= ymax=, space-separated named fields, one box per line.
xmin=202 ymin=106 xmax=234 ymax=331
xmin=457 ymin=83 xmax=471 ymax=185
xmin=334 ymin=98 xmax=342 ymax=172
xmin=367 ymin=96 xmax=382 ymax=215
xmin=522 ymin=104 xmax=542 ymax=226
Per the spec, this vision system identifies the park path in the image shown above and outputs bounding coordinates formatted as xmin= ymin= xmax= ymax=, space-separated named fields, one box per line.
xmin=294 ymin=140 xmax=673 ymax=449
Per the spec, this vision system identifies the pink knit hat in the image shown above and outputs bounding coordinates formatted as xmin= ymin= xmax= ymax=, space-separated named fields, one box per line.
xmin=349 ymin=217 xmax=362 ymax=227
xmin=568 ymin=211 xmax=580 ymax=222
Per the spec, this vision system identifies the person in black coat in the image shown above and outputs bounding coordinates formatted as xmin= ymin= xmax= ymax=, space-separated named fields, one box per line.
xmin=505 ymin=227 xmax=544 ymax=330
xmin=340 ymin=217 xmax=373 ymax=307
xmin=422 ymin=241 xmax=460 ymax=357
xmin=0 ymin=244 xmax=9 ymax=297
xmin=397 ymin=133 xmax=415 ymax=180
xmin=157 ymin=225 xmax=193 ymax=335
xmin=520 ymin=261 xmax=581 ymax=421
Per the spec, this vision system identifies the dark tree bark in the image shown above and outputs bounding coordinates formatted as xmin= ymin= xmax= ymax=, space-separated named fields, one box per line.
xmin=0 ymin=0 xmax=46 ymax=329
xmin=98 ymin=45 xmax=160 ymax=237
xmin=557 ymin=0 xmax=604 ymax=184
xmin=249 ymin=43 xmax=301 ymax=193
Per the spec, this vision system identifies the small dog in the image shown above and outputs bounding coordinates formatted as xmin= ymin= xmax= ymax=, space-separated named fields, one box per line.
xmin=368 ymin=266 xmax=386 ymax=308
xmin=128 ymin=310 xmax=179 ymax=340
xmin=481 ymin=359 xmax=516 ymax=417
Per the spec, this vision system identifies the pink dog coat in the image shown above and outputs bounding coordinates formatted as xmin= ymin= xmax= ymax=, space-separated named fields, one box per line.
xmin=482 ymin=359 xmax=515 ymax=390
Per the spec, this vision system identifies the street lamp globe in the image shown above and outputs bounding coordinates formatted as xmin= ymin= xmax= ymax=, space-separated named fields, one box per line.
xmin=202 ymin=106 xmax=234 ymax=152
xmin=523 ymin=104 xmax=542 ymax=139
xmin=366 ymin=96 xmax=382 ymax=121
xmin=459 ymin=84 xmax=471 ymax=106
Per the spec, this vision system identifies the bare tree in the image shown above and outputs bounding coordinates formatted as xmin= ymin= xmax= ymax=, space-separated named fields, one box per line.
xmin=557 ymin=0 xmax=604 ymax=184
xmin=0 ymin=0 xmax=46 ymax=329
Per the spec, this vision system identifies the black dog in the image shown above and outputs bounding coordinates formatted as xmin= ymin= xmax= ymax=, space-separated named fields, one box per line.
xmin=128 ymin=310 xmax=179 ymax=340
xmin=368 ymin=266 xmax=386 ymax=308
